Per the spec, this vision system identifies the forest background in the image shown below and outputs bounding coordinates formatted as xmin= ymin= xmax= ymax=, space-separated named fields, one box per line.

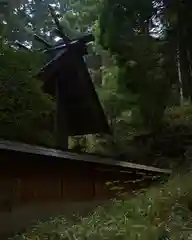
xmin=1 ymin=0 xmax=192 ymax=169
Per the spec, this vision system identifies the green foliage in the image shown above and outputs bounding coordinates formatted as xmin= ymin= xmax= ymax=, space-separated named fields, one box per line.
xmin=60 ymin=0 xmax=102 ymax=36
xmin=69 ymin=135 xmax=87 ymax=152
xmin=96 ymin=67 xmax=141 ymax=153
xmin=0 ymin=42 xmax=55 ymax=145
xmin=99 ymin=0 xmax=172 ymax=130
xmin=1 ymin=0 xmax=192 ymax=166
xmin=164 ymin=103 xmax=192 ymax=129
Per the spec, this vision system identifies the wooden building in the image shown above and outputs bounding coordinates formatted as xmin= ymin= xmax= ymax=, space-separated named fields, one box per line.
xmin=34 ymin=11 xmax=111 ymax=149
xmin=0 ymin=139 xmax=171 ymax=237
xmin=7 ymin=11 xmax=171 ymax=235
xmin=0 ymin=139 xmax=171 ymax=210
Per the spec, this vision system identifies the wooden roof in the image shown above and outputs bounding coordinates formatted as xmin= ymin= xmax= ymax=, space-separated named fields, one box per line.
xmin=37 ymin=38 xmax=111 ymax=136
xmin=0 ymin=139 xmax=171 ymax=174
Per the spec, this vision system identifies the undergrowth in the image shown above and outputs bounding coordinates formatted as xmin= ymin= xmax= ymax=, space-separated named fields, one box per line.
xmin=12 ymin=173 xmax=192 ymax=240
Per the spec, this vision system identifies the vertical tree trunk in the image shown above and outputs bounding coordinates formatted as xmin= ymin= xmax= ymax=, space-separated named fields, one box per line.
xmin=176 ymin=47 xmax=184 ymax=105
xmin=186 ymin=48 xmax=192 ymax=101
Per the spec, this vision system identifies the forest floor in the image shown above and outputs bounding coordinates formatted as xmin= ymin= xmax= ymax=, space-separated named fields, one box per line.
xmin=11 ymin=172 xmax=192 ymax=240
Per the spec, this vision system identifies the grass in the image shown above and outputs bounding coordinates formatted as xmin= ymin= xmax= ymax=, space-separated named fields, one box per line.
xmin=11 ymin=173 xmax=192 ymax=240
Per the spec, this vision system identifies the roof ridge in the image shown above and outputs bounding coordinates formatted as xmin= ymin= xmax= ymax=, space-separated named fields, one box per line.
xmin=0 ymin=139 xmax=172 ymax=174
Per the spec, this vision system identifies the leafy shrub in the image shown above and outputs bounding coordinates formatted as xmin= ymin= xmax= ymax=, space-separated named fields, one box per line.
xmin=0 ymin=42 xmax=55 ymax=145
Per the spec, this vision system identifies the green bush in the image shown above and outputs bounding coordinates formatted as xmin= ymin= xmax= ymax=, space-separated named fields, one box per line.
xmin=0 ymin=42 xmax=55 ymax=145
xmin=164 ymin=103 xmax=192 ymax=128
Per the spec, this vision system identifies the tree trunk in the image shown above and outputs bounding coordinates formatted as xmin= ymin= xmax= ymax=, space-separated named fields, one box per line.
xmin=176 ymin=47 xmax=184 ymax=105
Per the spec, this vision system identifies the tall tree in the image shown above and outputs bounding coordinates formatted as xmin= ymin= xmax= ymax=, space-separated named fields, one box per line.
xmin=156 ymin=0 xmax=192 ymax=102
xmin=99 ymin=0 xmax=171 ymax=130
